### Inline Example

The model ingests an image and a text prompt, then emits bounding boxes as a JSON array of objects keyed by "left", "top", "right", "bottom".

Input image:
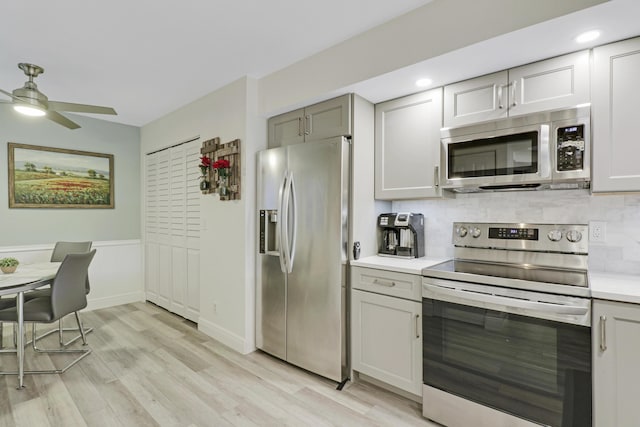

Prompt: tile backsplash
[{"left": 392, "top": 190, "right": 640, "bottom": 275}]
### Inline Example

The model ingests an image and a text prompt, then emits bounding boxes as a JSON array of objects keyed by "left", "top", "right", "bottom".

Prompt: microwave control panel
[{"left": 556, "top": 124, "right": 585, "bottom": 171}]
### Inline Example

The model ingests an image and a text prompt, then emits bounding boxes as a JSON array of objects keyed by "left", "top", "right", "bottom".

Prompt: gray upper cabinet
[
  {"left": 443, "top": 71, "right": 508, "bottom": 128},
  {"left": 592, "top": 37, "right": 640, "bottom": 192},
  {"left": 268, "top": 94, "right": 352, "bottom": 147},
  {"left": 268, "top": 109, "right": 305, "bottom": 147},
  {"left": 444, "top": 50, "right": 590, "bottom": 128},
  {"left": 375, "top": 88, "right": 443, "bottom": 200}
]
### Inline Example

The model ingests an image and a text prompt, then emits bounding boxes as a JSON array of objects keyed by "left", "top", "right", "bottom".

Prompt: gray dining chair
[
  {"left": 0, "top": 250, "right": 96, "bottom": 375},
  {"left": 26, "top": 241, "right": 93, "bottom": 346}
]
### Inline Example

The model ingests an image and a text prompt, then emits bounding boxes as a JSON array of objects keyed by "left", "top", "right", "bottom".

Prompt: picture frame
[{"left": 8, "top": 142, "right": 114, "bottom": 209}]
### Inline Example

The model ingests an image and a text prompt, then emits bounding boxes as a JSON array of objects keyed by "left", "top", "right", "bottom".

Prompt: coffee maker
[{"left": 377, "top": 213, "right": 425, "bottom": 258}]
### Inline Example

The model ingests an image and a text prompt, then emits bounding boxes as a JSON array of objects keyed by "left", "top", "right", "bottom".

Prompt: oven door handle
[{"left": 423, "top": 283, "right": 590, "bottom": 318}]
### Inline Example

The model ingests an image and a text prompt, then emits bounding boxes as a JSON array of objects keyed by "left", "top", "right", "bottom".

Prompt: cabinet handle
[
  {"left": 304, "top": 115, "right": 312, "bottom": 135},
  {"left": 497, "top": 84, "right": 504, "bottom": 109},
  {"left": 434, "top": 165, "right": 440, "bottom": 188},
  {"left": 511, "top": 80, "right": 518, "bottom": 107},
  {"left": 298, "top": 117, "right": 303, "bottom": 136},
  {"left": 415, "top": 314, "right": 420, "bottom": 339},
  {"left": 373, "top": 278, "right": 396, "bottom": 287},
  {"left": 600, "top": 315, "right": 607, "bottom": 351}
]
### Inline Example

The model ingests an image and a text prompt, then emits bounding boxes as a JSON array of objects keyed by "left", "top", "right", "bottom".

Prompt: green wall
[{"left": 0, "top": 105, "right": 140, "bottom": 246}]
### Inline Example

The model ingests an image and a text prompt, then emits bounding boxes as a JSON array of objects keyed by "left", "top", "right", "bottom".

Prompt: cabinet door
[
  {"left": 305, "top": 94, "right": 352, "bottom": 142},
  {"left": 508, "top": 50, "right": 590, "bottom": 117},
  {"left": 268, "top": 109, "right": 304, "bottom": 147},
  {"left": 375, "top": 88, "right": 443, "bottom": 199},
  {"left": 443, "top": 71, "right": 507, "bottom": 128},
  {"left": 593, "top": 299, "right": 640, "bottom": 427},
  {"left": 592, "top": 37, "right": 640, "bottom": 192},
  {"left": 351, "top": 289, "right": 422, "bottom": 395}
]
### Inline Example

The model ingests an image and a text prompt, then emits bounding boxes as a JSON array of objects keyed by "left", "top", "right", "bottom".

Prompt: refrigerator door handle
[
  {"left": 287, "top": 171, "right": 297, "bottom": 273},
  {"left": 277, "top": 171, "right": 289, "bottom": 273}
]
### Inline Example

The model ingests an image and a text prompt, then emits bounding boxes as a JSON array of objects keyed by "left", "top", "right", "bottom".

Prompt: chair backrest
[
  {"left": 51, "top": 241, "right": 93, "bottom": 262},
  {"left": 51, "top": 241, "right": 92, "bottom": 293},
  {"left": 51, "top": 250, "right": 96, "bottom": 320}
]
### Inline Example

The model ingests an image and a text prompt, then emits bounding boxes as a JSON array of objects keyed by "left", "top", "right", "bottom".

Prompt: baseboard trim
[
  {"left": 87, "top": 291, "right": 145, "bottom": 311},
  {"left": 198, "top": 318, "right": 251, "bottom": 355}
]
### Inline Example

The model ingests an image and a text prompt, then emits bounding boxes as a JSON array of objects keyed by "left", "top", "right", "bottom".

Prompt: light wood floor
[{"left": 0, "top": 302, "right": 439, "bottom": 426}]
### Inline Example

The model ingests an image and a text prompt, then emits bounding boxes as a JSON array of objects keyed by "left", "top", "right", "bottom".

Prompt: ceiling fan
[{"left": 0, "top": 63, "right": 117, "bottom": 129}]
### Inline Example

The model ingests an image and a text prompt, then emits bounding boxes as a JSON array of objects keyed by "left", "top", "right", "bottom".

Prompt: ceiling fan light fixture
[{"left": 14, "top": 104, "right": 46, "bottom": 117}]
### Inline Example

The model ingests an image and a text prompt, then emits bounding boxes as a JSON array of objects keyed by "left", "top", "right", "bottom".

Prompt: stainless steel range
[{"left": 421, "top": 222, "right": 591, "bottom": 427}]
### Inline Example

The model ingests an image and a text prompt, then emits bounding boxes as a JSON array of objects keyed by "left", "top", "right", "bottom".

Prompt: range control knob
[
  {"left": 470, "top": 227, "right": 481, "bottom": 238},
  {"left": 456, "top": 226, "right": 468, "bottom": 238},
  {"left": 547, "top": 230, "right": 563, "bottom": 242},
  {"left": 566, "top": 229, "right": 583, "bottom": 243}
]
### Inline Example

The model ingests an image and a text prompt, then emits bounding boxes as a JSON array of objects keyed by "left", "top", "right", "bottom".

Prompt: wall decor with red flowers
[{"left": 200, "top": 137, "right": 241, "bottom": 200}]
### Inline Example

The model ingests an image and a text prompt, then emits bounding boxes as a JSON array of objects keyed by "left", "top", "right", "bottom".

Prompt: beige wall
[
  {"left": 259, "top": 0, "right": 605, "bottom": 115},
  {"left": 141, "top": 77, "right": 266, "bottom": 353}
]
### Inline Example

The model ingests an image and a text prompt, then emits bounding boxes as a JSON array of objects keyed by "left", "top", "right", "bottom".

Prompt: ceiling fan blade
[
  {"left": 46, "top": 111, "right": 81, "bottom": 129},
  {"left": 48, "top": 100, "right": 117, "bottom": 115},
  {"left": 0, "top": 88, "right": 21, "bottom": 102}
]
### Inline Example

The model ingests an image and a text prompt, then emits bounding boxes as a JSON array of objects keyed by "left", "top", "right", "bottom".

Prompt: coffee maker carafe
[{"left": 377, "top": 213, "right": 425, "bottom": 258}]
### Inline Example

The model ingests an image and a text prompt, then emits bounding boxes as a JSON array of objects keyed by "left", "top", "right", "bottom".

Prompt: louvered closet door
[
  {"left": 144, "top": 139, "right": 200, "bottom": 322},
  {"left": 145, "top": 153, "right": 160, "bottom": 304},
  {"left": 170, "top": 144, "right": 188, "bottom": 317},
  {"left": 184, "top": 140, "right": 201, "bottom": 321},
  {"left": 156, "top": 149, "right": 172, "bottom": 309}
]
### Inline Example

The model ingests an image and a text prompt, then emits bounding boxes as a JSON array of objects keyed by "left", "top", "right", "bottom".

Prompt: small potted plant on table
[{"left": 0, "top": 257, "right": 19, "bottom": 274}]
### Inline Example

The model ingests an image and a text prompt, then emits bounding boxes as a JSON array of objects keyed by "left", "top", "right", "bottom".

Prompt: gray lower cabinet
[
  {"left": 267, "top": 94, "right": 352, "bottom": 147},
  {"left": 351, "top": 266, "right": 422, "bottom": 396},
  {"left": 593, "top": 299, "right": 640, "bottom": 427},
  {"left": 374, "top": 88, "right": 443, "bottom": 200},
  {"left": 591, "top": 36, "right": 640, "bottom": 192}
]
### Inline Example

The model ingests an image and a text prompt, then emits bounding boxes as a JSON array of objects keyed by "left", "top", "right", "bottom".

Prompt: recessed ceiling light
[
  {"left": 14, "top": 105, "right": 46, "bottom": 117},
  {"left": 416, "top": 78, "right": 432, "bottom": 87},
  {"left": 575, "top": 30, "right": 600, "bottom": 44}
]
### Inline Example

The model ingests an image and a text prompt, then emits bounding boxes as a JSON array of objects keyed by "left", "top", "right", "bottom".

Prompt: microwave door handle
[{"left": 423, "top": 284, "right": 589, "bottom": 317}]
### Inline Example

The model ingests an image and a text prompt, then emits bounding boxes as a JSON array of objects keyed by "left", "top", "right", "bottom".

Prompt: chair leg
[
  {"left": 32, "top": 313, "right": 93, "bottom": 347},
  {"left": 0, "top": 322, "right": 91, "bottom": 376},
  {"left": 59, "top": 319, "right": 64, "bottom": 346}
]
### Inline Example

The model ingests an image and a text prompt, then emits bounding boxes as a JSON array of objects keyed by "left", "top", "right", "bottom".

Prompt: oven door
[
  {"left": 442, "top": 123, "right": 551, "bottom": 191},
  {"left": 422, "top": 280, "right": 591, "bottom": 427}
]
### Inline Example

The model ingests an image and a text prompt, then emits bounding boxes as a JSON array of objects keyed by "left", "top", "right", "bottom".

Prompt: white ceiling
[
  {"left": 1, "top": 0, "right": 639, "bottom": 128},
  {"left": 0, "top": 0, "right": 430, "bottom": 127}
]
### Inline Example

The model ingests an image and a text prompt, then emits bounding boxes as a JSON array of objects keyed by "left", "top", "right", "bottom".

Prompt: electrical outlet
[{"left": 590, "top": 221, "right": 607, "bottom": 243}]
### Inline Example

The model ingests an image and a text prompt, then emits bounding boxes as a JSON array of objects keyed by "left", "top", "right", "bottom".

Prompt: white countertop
[
  {"left": 350, "top": 255, "right": 448, "bottom": 275},
  {"left": 590, "top": 272, "right": 640, "bottom": 304},
  {"left": 352, "top": 257, "right": 640, "bottom": 305}
]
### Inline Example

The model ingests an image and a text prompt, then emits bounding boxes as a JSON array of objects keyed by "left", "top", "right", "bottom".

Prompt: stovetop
[{"left": 422, "top": 222, "right": 591, "bottom": 297}]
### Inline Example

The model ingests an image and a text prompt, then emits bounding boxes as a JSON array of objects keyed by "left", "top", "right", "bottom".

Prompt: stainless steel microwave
[{"left": 440, "top": 107, "right": 590, "bottom": 192}]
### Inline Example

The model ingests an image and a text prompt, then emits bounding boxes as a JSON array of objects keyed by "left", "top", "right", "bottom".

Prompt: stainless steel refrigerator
[{"left": 256, "top": 136, "right": 349, "bottom": 383}]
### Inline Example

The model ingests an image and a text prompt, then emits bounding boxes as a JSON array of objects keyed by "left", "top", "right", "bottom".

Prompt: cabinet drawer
[{"left": 351, "top": 266, "right": 422, "bottom": 301}]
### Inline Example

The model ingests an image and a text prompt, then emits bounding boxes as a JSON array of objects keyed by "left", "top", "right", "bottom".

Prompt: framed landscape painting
[{"left": 8, "top": 143, "right": 114, "bottom": 208}]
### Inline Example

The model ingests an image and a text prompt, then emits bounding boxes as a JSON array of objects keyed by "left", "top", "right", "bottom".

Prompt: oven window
[
  {"left": 448, "top": 131, "right": 538, "bottom": 178},
  {"left": 423, "top": 298, "right": 591, "bottom": 427}
]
